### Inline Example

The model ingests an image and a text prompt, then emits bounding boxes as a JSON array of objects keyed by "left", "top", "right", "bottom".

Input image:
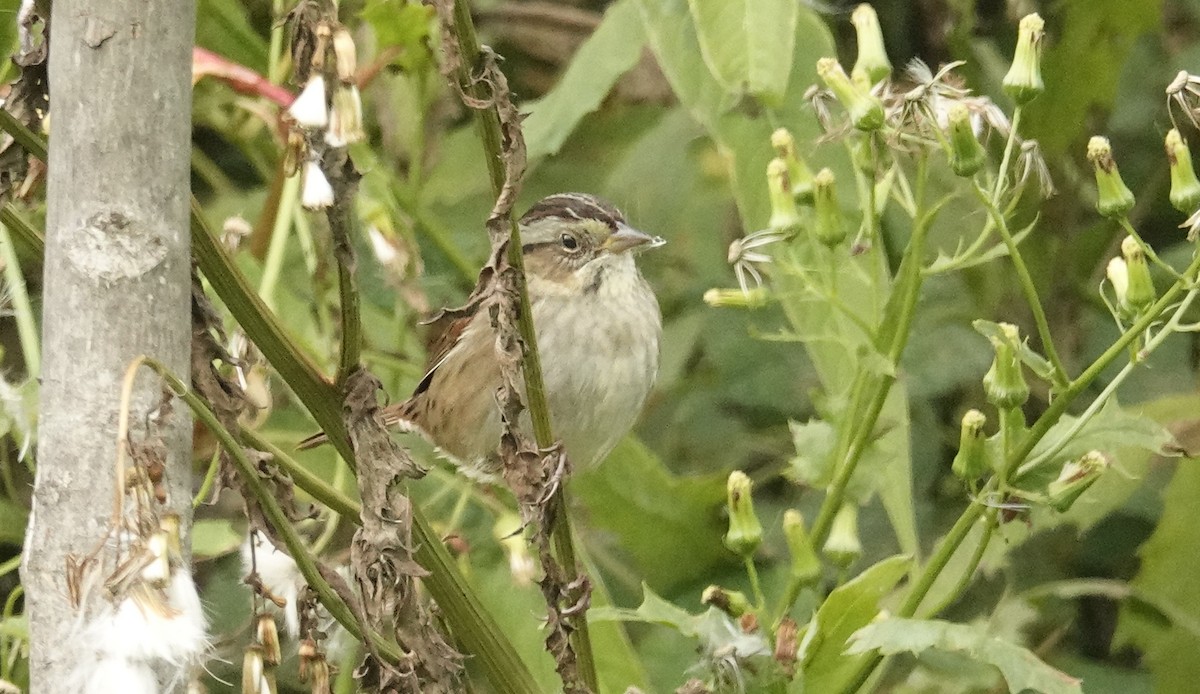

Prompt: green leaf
[
  {"left": 522, "top": 0, "right": 647, "bottom": 161},
  {"left": 359, "top": 0, "right": 436, "bottom": 73},
  {"left": 848, "top": 617, "right": 1082, "bottom": 694},
  {"left": 1116, "top": 452, "right": 1200, "bottom": 692},
  {"left": 972, "top": 319, "right": 1055, "bottom": 383},
  {"left": 1020, "top": 398, "right": 1173, "bottom": 490},
  {"left": 192, "top": 518, "right": 244, "bottom": 560},
  {"left": 802, "top": 554, "right": 910, "bottom": 692},
  {"left": 1025, "top": 0, "right": 1161, "bottom": 155},
  {"left": 685, "top": 0, "right": 798, "bottom": 102},
  {"left": 196, "top": 0, "right": 269, "bottom": 73},
  {"left": 576, "top": 436, "right": 727, "bottom": 592}
]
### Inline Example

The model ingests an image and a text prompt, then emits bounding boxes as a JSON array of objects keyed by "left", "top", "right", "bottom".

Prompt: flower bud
[
  {"left": 822, "top": 503, "right": 861, "bottom": 569},
  {"left": 947, "top": 103, "right": 987, "bottom": 177},
  {"left": 724, "top": 471, "right": 763, "bottom": 558},
  {"left": 1120, "top": 236, "right": 1155, "bottom": 311},
  {"left": 242, "top": 645, "right": 275, "bottom": 694},
  {"left": 771, "top": 128, "right": 815, "bottom": 203},
  {"left": 817, "top": 57, "right": 885, "bottom": 131},
  {"left": 1166, "top": 129, "right": 1200, "bottom": 213},
  {"left": 1002, "top": 13, "right": 1045, "bottom": 105},
  {"left": 289, "top": 75, "right": 328, "bottom": 129},
  {"left": 301, "top": 160, "right": 334, "bottom": 210},
  {"left": 307, "top": 654, "right": 330, "bottom": 694},
  {"left": 1087, "top": 136, "right": 1135, "bottom": 219},
  {"left": 850, "top": 4, "right": 892, "bottom": 85},
  {"left": 1047, "top": 450, "right": 1107, "bottom": 512},
  {"left": 983, "top": 323, "right": 1029, "bottom": 409},
  {"left": 332, "top": 26, "right": 357, "bottom": 83},
  {"left": 813, "top": 168, "right": 846, "bottom": 248},
  {"left": 703, "top": 287, "right": 769, "bottom": 309},
  {"left": 767, "top": 158, "right": 802, "bottom": 234},
  {"left": 782, "top": 510, "right": 821, "bottom": 586},
  {"left": 325, "top": 84, "right": 364, "bottom": 148},
  {"left": 951, "top": 409, "right": 989, "bottom": 481},
  {"left": 701, "top": 585, "right": 753, "bottom": 617}
]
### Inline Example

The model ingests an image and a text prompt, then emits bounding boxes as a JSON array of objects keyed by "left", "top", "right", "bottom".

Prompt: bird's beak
[{"left": 605, "top": 224, "right": 666, "bottom": 254}]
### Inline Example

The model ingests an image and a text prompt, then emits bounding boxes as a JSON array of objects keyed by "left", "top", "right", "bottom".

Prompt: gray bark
[{"left": 21, "top": 1, "right": 196, "bottom": 691}]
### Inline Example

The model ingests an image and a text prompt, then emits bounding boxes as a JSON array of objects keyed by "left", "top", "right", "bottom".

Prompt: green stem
[
  {"left": 972, "top": 182, "right": 1069, "bottom": 386},
  {"left": 192, "top": 449, "right": 221, "bottom": 509},
  {"left": 0, "top": 204, "right": 44, "bottom": 256},
  {"left": 259, "top": 173, "right": 301, "bottom": 311},
  {"left": 918, "top": 512, "right": 996, "bottom": 618},
  {"left": 445, "top": 0, "right": 597, "bottom": 688},
  {"left": 847, "top": 251, "right": 1200, "bottom": 693},
  {"left": 810, "top": 196, "right": 935, "bottom": 548},
  {"left": 744, "top": 557, "right": 766, "bottom": 612},
  {"left": 991, "top": 107, "right": 1022, "bottom": 202},
  {"left": 135, "top": 357, "right": 405, "bottom": 663},
  {"left": 242, "top": 428, "right": 361, "bottom": 520},
  {"left": 0, "top": 221, "right": 40, "bottom": 377},
  {"left": 0, "top": 109, "right": 47, "bottom": 161},
  {"left": 0, "top": 106, "right": 539, "bottom": 693},
  {"left": 0, "top": 554, "right": 18, "bottom": 580}
]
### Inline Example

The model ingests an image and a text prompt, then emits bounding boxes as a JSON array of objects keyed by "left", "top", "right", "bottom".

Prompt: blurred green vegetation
[{"left": 2, "top": 0, "right": 1200, "bottom": 692}]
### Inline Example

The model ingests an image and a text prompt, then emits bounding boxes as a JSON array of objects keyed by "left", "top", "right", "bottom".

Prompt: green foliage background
[{"left": 2, "top": 0, "right": 1200, "bottom": 692}]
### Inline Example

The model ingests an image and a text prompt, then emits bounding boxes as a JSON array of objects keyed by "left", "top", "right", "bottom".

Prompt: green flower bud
[
  {"left": 813, "top": 168, "right": 846, "bottom": 248},
  {"left": 850, "top": 4, "right": 892, "bottom": 86},
  {"left": 701, "top": 585, "right": 753, "bottom": 618},
  {"left": 771, "top": 128, "right": 815, "bottom": 203},
  {"left": 782, "top": 510, "right": 821, "bottom": 587},
  {"left": 951, "top": 409, "right": 989, "bottom": 481},
  {"left": 946, "top": 103, "right": 987, "bottom": 177},
  {"left": 724, "top": 471, "right": 763, "bottom": 558},
  {"left": 983, "top": 323, "right": 1029, "bottom": 409},
  {"left": 1120, "top": 236, "right": 1156, "bottom": 311},
  {"left": 704, "top": 287, "right": 769, "bottom": 309},
  {"left": 822, "top": 503, "right": 861, "bottom": 569},
  {"left": 767, "top": 158, "right": 803, "bottom": 234},
  {"left": 817, "top": 57, "right": 885, "bottom": 131},
  {"left": 1087, "top": 136, "right": 1136, "bottom": 219},
  {"left": 1166, "top": 129, "right": 1200, "bottom": 213},
  {"left": 1002, "top": 13, "right": 1045, "bottom": 105},
  {"left": 1047, "top": 450, "right": 1107, "bottom": 512}
]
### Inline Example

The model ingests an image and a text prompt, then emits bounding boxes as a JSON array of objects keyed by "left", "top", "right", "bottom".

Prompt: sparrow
[{"left": 301, "top": 193, "right": 663, "bottom": 480}]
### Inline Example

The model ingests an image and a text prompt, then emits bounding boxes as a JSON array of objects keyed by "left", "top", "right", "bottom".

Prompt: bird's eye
[{"left": 560, "top": 234, "right": 579, "bottom": 251}]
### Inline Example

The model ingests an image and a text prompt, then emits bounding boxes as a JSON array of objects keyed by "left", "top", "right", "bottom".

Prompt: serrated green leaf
[
  {"left": 576, "top": 436, "right": 727, "bottom": 592},
  {"left": 523, "top": 0, "right": 646, "bottom": 161},
  {"left": 848, "top": 617, "right": 1082, "bottom": 694},
  {"left": 1020, "top": 398, "right": 1173, "bottom": 490},
  {"left": 802, "top": 554, "right": 910, "bottom": 692},
  {"left": 686, "top": 0, "right": 797, "bottom": 102}
]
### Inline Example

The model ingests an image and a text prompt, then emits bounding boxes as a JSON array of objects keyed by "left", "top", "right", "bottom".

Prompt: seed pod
[
  {"left": 1120, "top": 236, "right": 1156, "bottom": 311},
  {"left": 767, "top": 158, "right": 802, "bottom": 234},
  {"left": 771, "top": 128, "right": 815, "bottom": 203},
  {"left": 813, "top": 168, "right": 846, "bottom": 248},
  {"left": 947, "top": 103, "right": 986, "bottom": 177},
  {"left": 782, "top": 510, "right": 821, "bottom": 586},
  {"left": 701, "top": 585, "right": 753, "bottom": 618}
]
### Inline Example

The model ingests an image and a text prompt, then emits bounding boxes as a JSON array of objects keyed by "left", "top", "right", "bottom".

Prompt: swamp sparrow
[{"left": 302, "top": 193, "right": 663, "bottom": 479}]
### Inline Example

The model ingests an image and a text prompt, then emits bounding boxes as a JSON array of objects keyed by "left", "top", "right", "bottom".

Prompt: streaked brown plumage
[{"left": 301, "top": 193, "right": 663, "bottom": 480}]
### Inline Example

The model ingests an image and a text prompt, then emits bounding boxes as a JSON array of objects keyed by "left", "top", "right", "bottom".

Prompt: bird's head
[{"left": 518, "top": 193, "right": 663, "bottom": 294}]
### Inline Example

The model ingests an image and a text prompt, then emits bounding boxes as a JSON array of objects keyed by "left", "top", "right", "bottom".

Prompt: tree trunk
[{"left": 21, "top": 0, "right": 195, "bottom": 690}]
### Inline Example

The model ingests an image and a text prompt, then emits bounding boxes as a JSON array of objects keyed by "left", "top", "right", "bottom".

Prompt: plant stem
[
  {"left": 0, "top": 204, "right": 44, "bottom": 256},
  {"left": 0, "top": 221, "right": 40, "bottom": 378},
  {"left": 192, "top": 449, "right": 221, "bottom": 509},
  {"left": 134, "top": 357, "right": 405, "bottom": 663},
  {"left": 259, "top": 172, "right": 300, "bottom": 311},
  {"left": 972, "top": 182, "right": 1068, "bottom": 386},
  {"left": 991, "top": 107, "right": 1022, "bottom": 202},
  {"left": 847, "top": 250, "right": 1200, "bottom": 693},
  {"left": 242, "top": 428, "right": 362, "bottom": 520},
  {"left": 918, "top": 511, "right": 996, "bottom": 619},
  {"left": 810, "top": 196, "right": 936, "bottom": 548},
  {"left": 0, "top": 109, "right": 46, "bottom": 161},
  {"left": 445, "top": 0, "right": 597, "bottom": 687}
]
